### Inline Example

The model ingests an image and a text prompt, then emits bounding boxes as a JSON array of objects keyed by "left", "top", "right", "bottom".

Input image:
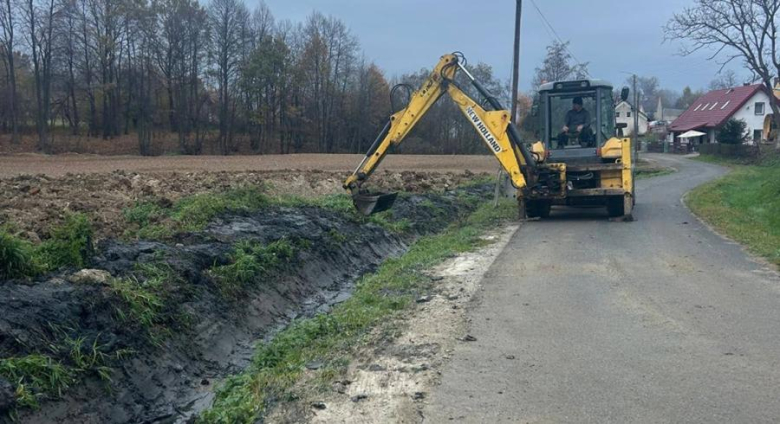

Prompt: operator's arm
[
  {"left": 344, "top": 54, "right": 458, "bottom": 194},
  {"left": 563, "top": 110, "right": 572, "bottom": 132},
  {"left": 582, "top": 109, "right": 591, "bottom": 129}
]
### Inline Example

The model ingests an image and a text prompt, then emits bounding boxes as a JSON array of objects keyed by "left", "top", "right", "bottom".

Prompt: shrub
[{"left": 717, "top": 118, "right": 747, "bottom": 144}]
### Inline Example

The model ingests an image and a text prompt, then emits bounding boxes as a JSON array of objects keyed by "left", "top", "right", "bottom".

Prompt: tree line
[{"left": 0, "top": 0, "right": 508, "bottom": 155}]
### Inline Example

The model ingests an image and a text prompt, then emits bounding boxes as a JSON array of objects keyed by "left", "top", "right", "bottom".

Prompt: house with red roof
[{"left": 669, "top": 84, "right": 773, "bottom": 145}]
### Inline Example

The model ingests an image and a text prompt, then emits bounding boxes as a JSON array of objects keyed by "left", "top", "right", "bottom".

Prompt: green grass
[
  {"left": 0, "top": 232, "right": 39, "bottom": 279},
  {"left": 123, "top": 188, "right": 418, "bottom": 240},
  {"left": 209, "top": 239, "right": 297, "bottom": 297},
  {"left": 0, "top": 355, "right": 75, "bottom": 409},
  {"left": 687, "top": 163, "right": 780, "bottom": 265},
  {"left": 271, "top": 193, "right": 355, "bottom": 215},
  {"left": 198, "top": 199, "right": 517, "bottom": 423},
  {"left": 172, "top": 187, "right": 270, "bottom": 232},
  {"left": 691, "top": 154, "right": 756, "bottom": 166},
  {"left": 124, "top": 186, "right": 271, "bottom": 240},
  {"left": 0, "top": 213, "right": 94, "bottom": 279},
  {"left": 635, "top": 168, "right": 675, "bottom": 180},
  {"left": 109, "top": 277, "right": 165, "bottom": 330},
  {"left": 36, "top": 213, "right": 93, "bottom": 271},
  {"left": 0, "top": 340, "right": 134, "bottom": 413}
]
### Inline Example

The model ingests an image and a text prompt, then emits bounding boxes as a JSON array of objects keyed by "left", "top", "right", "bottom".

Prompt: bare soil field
[{"left": 0, "top": 154, "right": 499, "bottom": 178}]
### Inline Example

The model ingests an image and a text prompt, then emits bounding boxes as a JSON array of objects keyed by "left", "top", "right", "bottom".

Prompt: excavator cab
[
  {"left": 537, "top": 80, "right": 616, "bottom": 162},
  {"left": 528, "top": 79, "right": 635, "bottom": 218}
]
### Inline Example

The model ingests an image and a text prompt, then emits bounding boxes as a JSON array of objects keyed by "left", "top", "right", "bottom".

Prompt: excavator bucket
[{"left": 352, "top": 192, "right": 398, "bottom": 216}]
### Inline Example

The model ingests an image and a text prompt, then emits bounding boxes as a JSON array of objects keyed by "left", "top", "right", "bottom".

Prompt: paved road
[{"left": 425, "top": 154, "right": 780, "bottom": 423}]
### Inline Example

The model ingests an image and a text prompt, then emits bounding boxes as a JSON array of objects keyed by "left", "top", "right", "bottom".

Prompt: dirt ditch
[{"left": 0, "top": 180, "right": 492, "bottom": 423}]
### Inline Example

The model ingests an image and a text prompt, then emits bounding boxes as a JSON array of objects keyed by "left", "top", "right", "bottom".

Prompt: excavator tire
[
  {"left": 526, "top": 200, "right": 551, "bottom": 219},
  {"left": 606, "top": 196, "right": 625, "bottom": 218}
]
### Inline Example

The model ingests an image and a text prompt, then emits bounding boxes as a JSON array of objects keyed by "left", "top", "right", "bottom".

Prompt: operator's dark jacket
[{"left": 565, "top": 108, "right": 591, "bottom": 129}]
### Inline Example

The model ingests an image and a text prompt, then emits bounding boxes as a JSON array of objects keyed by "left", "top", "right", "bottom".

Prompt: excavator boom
[{"left": 344, "top": 53, "right": 535, "bottom": 215}]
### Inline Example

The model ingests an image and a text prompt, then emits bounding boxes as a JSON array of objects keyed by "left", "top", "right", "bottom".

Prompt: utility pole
[
  {"left": 510, "top": 0, "right": 523, "bottom": 121},
  {"left": 633, "top": 74, "right": 640, "bottom": 158},
  {"left": 498, "top": 0, "right": 523, "bottom": 207}
]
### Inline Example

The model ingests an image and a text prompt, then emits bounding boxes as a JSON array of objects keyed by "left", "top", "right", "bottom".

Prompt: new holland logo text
[{"left": 466, "top": 107, "right": 502, "bottom": 153}]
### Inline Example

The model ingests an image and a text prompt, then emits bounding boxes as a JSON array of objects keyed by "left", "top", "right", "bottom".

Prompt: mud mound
[{"left": 2, "top": 189, "right": 488, "bottom": 423}]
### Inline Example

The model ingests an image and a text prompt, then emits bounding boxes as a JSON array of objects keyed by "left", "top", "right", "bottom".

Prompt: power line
[{"left": 528, "top": 0, "right": 590, "bottom": 77}]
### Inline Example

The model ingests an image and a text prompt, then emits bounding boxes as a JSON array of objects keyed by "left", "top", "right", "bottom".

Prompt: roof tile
[{"left": 670, "top": 84, "right": 766, "bottom": 132}]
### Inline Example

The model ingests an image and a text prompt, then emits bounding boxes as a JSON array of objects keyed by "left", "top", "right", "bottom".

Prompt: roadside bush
[{"left": 717, "top": 118, "right": 747, "bottom": 144}]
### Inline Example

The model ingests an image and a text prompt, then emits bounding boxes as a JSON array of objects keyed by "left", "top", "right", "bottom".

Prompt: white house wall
[
  {"left": 615, "top": 102, "right": 648, "bottom": 135},
  {"left": 732, "top": 90, "right": 772, "bottom": 142}
]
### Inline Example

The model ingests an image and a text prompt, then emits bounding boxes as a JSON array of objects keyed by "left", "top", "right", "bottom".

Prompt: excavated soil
[
  {"left": 0, "top": 169, "right": 483, "bottom": 242},
  {"left": 0, "top": 176, "right": 492, "bottom": 423}
]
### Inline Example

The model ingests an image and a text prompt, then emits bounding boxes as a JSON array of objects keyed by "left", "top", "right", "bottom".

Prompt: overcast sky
[{"left": 260, "top": 0, "right": 747, "bottom": 93}]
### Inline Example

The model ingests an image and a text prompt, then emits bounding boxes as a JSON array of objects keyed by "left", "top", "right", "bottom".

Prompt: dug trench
[{"left": 0, "top": 182, "right": 494, "bottom": 423}]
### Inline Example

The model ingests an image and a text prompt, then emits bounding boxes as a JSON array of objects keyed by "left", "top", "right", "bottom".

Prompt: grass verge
[
  {"left": 198, "top": 199, "right": 517, "bottom": 423},
  {"left": 687, "top": 161, "right": 780, "bottom": 266}
]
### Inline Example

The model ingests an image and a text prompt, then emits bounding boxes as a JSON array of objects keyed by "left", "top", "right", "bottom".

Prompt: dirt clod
[
  {"left": 67, "top": 269, "right": 112, "bottom": 285},
  {"left": 351, "top": 394, "right": 368, "bottom": 402}
]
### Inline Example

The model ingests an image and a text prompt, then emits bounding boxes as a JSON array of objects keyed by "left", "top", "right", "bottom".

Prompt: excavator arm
[{"left": 344, "top": 53, "right": 537, "bottom": 215}]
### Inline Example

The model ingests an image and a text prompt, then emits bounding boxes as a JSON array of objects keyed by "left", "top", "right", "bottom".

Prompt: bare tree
[
  {"left": 0, "top": 0, "right": 18, "bottom": 143},
  {"left": 709, "top": 70, "right": 741, "bottom": 90},
  {"left": 532, "top": 41, "right": 589, "bottom": 90},
  {"left": 208, "top": 0, "right": 248, "bottom": 155},
  {"left": 24, "top": 0, "right": 60, "bottom": 151},
  {"left": 666, "top": 0, "right": 780, "bottom": 147}
]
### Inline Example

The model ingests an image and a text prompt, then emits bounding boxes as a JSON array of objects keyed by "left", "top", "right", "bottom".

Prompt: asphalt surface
[{"left": 425, "top": 154, "right": 780, "bottom": 423}]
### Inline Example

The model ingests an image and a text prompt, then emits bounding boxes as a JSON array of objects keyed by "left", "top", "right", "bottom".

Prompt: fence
[{"left": 697, "top": 143, "right": 760, "bottom": 158}]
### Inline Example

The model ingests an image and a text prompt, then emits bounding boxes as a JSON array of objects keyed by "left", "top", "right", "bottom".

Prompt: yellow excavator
[{"left": 344, "top": 52, "right": 635, "bottom": 220}]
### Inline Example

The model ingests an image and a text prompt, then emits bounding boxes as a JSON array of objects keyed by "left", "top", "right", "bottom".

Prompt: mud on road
[{"left": 0, "top": 166, "right": 496, "bottom": 423}]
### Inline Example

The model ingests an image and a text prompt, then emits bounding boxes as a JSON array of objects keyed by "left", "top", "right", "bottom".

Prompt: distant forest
[{"left": 0, "top": 0, "right": 509, "bottom": 155}]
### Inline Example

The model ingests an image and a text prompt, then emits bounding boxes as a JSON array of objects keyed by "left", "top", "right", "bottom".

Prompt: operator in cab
[{"left": 557, "top": 97, "right": 593, "bottom": 148}]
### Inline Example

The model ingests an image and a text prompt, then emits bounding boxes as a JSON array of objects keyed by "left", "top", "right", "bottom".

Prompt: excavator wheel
[
  {"left": 606, "top": 196, "right": 625, "bottom": 218},
  {"left": 526, "top": 200, "right": 551, "bottom": 219}
]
